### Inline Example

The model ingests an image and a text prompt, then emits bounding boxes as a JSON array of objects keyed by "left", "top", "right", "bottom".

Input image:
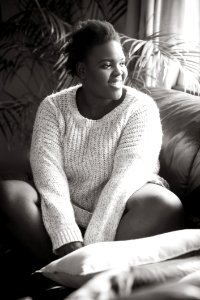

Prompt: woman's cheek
[{"left": 98, "top": 69, "right": 111, "bottom": 80}]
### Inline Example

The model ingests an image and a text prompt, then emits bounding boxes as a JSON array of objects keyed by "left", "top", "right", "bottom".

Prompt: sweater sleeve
[
  {"left": 30, "top": 97, "right": 83, "bottom": 253},
  {"left": 84, "top": 96, "right": 162, "bottom": 245}
]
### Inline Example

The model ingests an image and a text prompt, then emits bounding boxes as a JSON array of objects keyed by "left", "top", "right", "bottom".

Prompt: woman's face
[{"left": 80, "top": 40, "right": 128, "bottom": 101}]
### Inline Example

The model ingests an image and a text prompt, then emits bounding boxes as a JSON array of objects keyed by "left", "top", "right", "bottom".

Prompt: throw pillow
[
  {"left": 37, "top": 229, "right": 200, "bottom": 288},
  {"left": 65, "top": 255, "right": 200, "bottom": 300}
]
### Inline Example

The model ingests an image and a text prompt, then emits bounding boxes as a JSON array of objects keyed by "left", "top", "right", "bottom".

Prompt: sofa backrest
[{"left": 149, "top": 87, "right": 200, "bottom": 208}]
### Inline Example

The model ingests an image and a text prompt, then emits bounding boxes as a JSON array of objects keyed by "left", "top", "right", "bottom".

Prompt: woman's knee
[
  {"left": 0, "top": 180, "right": 39, "bottom": 214},
  {"left": 126, "top": 184, "right": 184, "bottom": 222},
  {"left": 153, "top": 191, "right": 184, "bottom": 224},
  {"left": 148, "top": 189, "right": 183, "bottom": 216},
  {"left": 116, "top": 184, "right": 184, "bottom": 240}
]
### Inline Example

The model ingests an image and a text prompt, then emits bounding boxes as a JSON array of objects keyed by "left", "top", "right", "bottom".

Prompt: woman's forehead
[{"left": 88, "top": 40, "right": 125, "bottom": 60}]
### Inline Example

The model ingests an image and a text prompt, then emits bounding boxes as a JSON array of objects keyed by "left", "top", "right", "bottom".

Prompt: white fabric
[{"left": 38, "top": 229, "right": 200, "bottom": 288}]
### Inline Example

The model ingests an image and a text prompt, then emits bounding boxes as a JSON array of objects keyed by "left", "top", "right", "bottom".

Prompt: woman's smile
[{"left": 108, "top": 79, "right": 123, "bottom": 89}]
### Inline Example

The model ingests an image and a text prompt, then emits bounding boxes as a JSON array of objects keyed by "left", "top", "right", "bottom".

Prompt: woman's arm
[
  {"left": 84, "top": 96, "right": 162, "bottom": 245},
  {"left": 30, "top": 96, "right": 83, "bottom": 254}
]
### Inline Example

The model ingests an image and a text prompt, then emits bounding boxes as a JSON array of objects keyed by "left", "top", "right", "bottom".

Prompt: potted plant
[{"left": 0, "top": 0, "right": 200, "bottom": 147}]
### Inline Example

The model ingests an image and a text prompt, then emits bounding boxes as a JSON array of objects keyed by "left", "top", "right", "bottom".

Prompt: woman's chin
[{"left": 109, "top": 88, "right": 123, "bottom": 100}]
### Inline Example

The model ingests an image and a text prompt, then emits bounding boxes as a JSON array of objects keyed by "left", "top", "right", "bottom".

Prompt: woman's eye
[
  {"left": 101, "top": 61, "right": 126, "bottom": 69},
  {"left": 101, "top": 64, "right": 111, "bottom": 69}
]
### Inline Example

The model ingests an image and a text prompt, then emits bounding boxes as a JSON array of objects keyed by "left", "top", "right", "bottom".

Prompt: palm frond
[
  {"left": 107, "top": 0, "right": 127, "bottom": 24},
  {"left": 120, "top": 32, "right": 200, "bottom": 93},
  {"left": 1, "top": 0, "right": 200, "bottom": 145},
  {"left": 18, "top": 0, "right": 35, "bottom": 11},
  {"left": 92, "top": 0, "right": 127, "bottom": 23},
  {"left": 0, "top": 101, "right": 23, "bottom": 141}
]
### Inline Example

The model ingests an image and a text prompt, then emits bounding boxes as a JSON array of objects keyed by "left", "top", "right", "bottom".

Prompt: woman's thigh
[
  {"left": 115, "top": 183, "right": 184, "bottom": 241},
  {"left": 0, "top": 179, "right": 43, "bottom": 224},
  {"left": 0, "top": 179, "right": 55, "bottom": 263}
]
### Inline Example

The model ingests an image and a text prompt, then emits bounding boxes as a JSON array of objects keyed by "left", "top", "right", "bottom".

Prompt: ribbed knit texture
[{"left": 30, "top": 85, "right": 164, "bottom": 252}]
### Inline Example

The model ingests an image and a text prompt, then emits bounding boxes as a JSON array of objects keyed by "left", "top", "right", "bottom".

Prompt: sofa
[
  {"left": 150, "top": 87, "right": 200, "bottom": 222},
  {"left": 0, "top": 86, "right": 200, "bottom": 299}
]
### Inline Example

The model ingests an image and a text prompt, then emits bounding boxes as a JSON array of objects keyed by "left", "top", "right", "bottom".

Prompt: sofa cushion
[{"left": 149, "top": 88, "right": 200, "bottom": 201}]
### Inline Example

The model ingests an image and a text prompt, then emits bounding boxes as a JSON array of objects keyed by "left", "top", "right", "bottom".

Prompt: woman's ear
[{"left": 76, "top": 62, "right": 86, "bottom": 80}]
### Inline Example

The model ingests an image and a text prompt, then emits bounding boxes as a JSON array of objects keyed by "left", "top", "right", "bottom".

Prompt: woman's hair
[{"left": 65, "top": 19, "right": 121, "bottom": 76}]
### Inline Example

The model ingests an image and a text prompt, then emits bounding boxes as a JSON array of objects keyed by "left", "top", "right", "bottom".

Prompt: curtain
[
  {"left": 122, "top": 0, "right": 200, "bottom": 89},
  {"left": 138, "top": 0, "right": 190, "bottom": 38},
  {"left": 176, "top": 0, "right": 200, "bottom": 90}
]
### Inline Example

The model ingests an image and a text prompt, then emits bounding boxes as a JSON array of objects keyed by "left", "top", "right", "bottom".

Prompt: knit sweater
[{"left": 30, "top": 85, "right": 163, "bottom": 252}]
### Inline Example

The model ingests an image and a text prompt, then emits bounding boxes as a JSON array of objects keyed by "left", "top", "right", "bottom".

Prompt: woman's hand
[{"left": 56, "top": 241, "right": 83, "bottom": 257}]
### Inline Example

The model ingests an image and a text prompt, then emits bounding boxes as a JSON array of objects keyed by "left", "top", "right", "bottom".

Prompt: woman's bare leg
[
  {"left": 115, "top": 183, "right": 184, "bottom": 241},
  {"left": 0, "top": 180, "right": 56, "bottom": 265}
]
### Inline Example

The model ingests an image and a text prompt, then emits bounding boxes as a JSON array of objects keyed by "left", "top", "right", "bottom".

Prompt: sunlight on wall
[
  {"left": 182, "top": 0, "right": 200, "bottom": 43},
  {"left": 176, "top": 0, "right": 200, "bottom": 92}
]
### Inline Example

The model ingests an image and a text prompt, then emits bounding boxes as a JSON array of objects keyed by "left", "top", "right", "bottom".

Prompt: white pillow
[
  {"left": 37, "top": 229, "right": 200, "bottom": 288},
  {"left": 65, "top": 256, "right": 200, "bottom": 300}
]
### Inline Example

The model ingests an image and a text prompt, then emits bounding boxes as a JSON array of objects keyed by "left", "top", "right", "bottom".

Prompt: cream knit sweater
[{"left": 30, "top": 85, "right": 163, "bottom": 252}]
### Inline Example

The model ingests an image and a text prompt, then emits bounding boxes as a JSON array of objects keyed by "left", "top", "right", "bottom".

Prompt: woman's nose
[{"left": 112, "top": 64, "right": 122, "bottom": 76}]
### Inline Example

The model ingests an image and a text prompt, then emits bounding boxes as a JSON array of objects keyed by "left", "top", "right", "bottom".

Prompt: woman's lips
[{"left": 108, "top": 81, "right": 123, "bottom": 88}]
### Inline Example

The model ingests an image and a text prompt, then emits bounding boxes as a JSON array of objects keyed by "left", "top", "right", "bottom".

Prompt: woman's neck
[{"left": 76, "top": 87, "right": 125, "bottom": 120}]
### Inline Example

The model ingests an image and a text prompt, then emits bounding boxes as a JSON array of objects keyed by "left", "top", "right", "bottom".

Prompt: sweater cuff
[{"left": 51, "top": 226, "right": 83, "bottom": 253}]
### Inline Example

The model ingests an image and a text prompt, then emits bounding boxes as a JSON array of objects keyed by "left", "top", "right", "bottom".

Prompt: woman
[{"left": 0, "top": 20, "right": 184, "bottom": 264}]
